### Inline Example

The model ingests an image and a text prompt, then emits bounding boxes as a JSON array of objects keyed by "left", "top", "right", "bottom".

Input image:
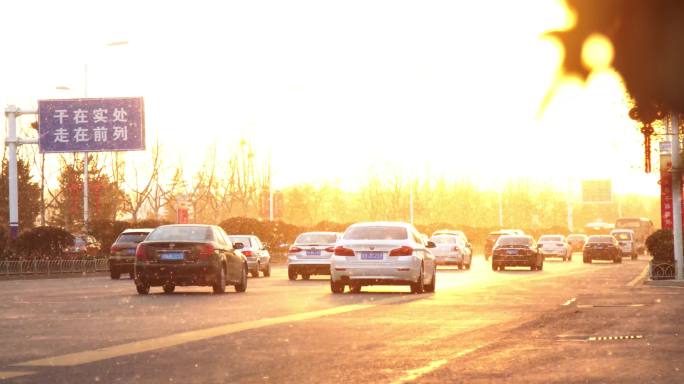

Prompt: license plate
[
  {"left": 507, "top": 249, "right": 518, "bottom": 255},
  {"left": 306, "top": 249, "right": 321, "bottom": 256},
  {"left": 126, "top": 248, "right": 136, "bottom": 255},
  {"left": 160, "top": 252, "right": 184, "bottom": 261},
  {"left": 360, "top": 251, "right": 384, "bottom": 260}
]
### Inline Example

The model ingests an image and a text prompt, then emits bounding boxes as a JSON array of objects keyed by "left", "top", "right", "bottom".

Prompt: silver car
[
  {"left": 330, "top": 222, "right": 437, "bottom": 294},
  {"left": 287, "top": 232, "right": 340, "bottom": 280},
  {"left": 430, "top": 234, "right": 472, "bottom": 269},
  {"left": 228, "top": 235, "right": 271, "bottom": 278}
]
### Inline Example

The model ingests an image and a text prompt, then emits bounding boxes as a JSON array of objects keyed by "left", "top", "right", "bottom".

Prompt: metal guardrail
[
  {"left": 650, "top": 261, "right": 677, "bottom": 280},
  {"left": 0, "top": 258, "right": 109, "bottom": 276}
]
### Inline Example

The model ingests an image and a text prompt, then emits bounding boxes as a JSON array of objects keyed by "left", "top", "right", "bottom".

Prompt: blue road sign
[{"left": 38, "top": 97, "right": 145, "bottom": 153}]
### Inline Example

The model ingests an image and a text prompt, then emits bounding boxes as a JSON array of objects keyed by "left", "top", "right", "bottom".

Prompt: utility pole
[{"left": 671, "top": 113, "right": 683, "bottom": 281}]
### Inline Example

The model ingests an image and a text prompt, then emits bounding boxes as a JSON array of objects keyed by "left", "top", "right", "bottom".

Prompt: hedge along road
[{"left": 0, "top": 255, "right": 647, "bottom": 383}]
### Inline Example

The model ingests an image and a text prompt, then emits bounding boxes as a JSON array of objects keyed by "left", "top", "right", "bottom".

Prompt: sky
[{"left": 0, "top": 0, "right": 661, "bottom": 196}]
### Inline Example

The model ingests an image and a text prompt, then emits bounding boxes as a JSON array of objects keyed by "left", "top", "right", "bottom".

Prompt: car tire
[
  {"left": 424, "top": 269, "right": 436, "bottom": 293},
  {"left": 614, "top": 257, "right": 622, "bottom": 264},
  {"left": 568, "top": 254, "right": 572, "bottom": 262},
  {"left": 135, "top": 281, "right": 150, "bottom": 295},
  {"left": 458, "top": 263, "right": 463, "bottom": 270},
  {"left": 499, "top": 265, "right": 505, "bottom": 271},
  {"left": 251, "top": 266, "right": 259, "bottom": 278},
  {"left": 288, "top": 267, "right": 297, "bottom": 281},
  {"left": 530, "top": 265, "right": 536, "bottom": 271},
  {"left": 583, "top": 256, "right": 590, "bottom": 263},
  {"left": 350, "top": 283, "right": 362, "bottom": 294},
  {"left": 538, "top": 260, "right": 544, "bottom": 271},
  {"left": 631, "top": 254, "right": 637, "bottom": 261},
  {"left": 110, "top": 270, "right": 120, "bottom": 280},
  {"left": 492, "top": 263, "right": 498, "bottom": 271},
  {"left": 330, "top": 279, "right": 345, "bottom": 294},
  {"left": 410, "top": 267, "right": 425, "bottom": 294},
  {"left": 302, "top": 273, "right": 311, "bottom": 280},
  {"left": 213, "top": 264, "right": 227, "bottom": 294},
  {"left": 129, "top": 272, "right": 134, "bottom": 279},
  {"left": 234, "top": 264, "right": 248, "bottom": 293},
  {"left": 163, "top": 283, "right": 175, "bottom": 294},
  {"left": 263, "top": 262, "right": 271, "bottom": 277},
  {"left": 465, "top": 263, "right": 471, "bottom": 270}
]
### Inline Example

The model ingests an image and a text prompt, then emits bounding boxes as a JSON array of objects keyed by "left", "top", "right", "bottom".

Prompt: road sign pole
[
  {"left": 83, "top": 154, "right": 89, "bottom": 231},
  {"left": 6, "top": 106, "right": 19, "bottom": 239},
  {"left": 671, "top": 113, "right": 683, "bottom": 281}
]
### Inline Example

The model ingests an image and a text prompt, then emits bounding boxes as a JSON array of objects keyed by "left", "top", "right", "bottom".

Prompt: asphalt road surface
[{"left": 1, "top": 254, "right": 682, "bottom": 383}]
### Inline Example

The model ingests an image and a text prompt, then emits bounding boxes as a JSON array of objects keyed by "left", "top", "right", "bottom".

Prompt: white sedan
[
  {"left": 430, "top": 235, "right": 472, "bottom": 269},
  {"left": 537, "top": 235, "right": 572, "bottom": 261},
  {"left": 330, "top": 222, "right": 437, "bottom": 294}
]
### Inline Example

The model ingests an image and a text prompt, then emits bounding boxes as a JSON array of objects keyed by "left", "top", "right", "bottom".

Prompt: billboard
[
  {"left": 581, "top": 179, "right": 612, "bottom": 203},
  {"left": 37, "top": 97, "right": 145, "bottom": 153}
]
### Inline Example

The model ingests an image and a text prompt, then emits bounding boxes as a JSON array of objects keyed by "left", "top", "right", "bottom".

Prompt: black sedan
[
  {"left": 491, "top": 235, "right": 544, "bottom": 271},
  {"left": 133, "top": 225, "right": 248, "bottom": 294},
  {"left": 583, "top": 235, "right": 622, "bottom": 264}
]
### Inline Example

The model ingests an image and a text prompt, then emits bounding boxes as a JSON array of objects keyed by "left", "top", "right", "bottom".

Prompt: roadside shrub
[
  {"left": 646, "top": 229, "right": 674, "bottom": 263},
  {"left": 15, "top": 226, "right": 73, "bottom": 259}
]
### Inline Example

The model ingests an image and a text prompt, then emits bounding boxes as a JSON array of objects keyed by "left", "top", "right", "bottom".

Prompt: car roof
[
  {"left": 122, "top": 228, "right": 154, "bottom": 233},
  {"left": 347, "top": 221, "right": 413, "bottom": 229},
  {"left": 497, "top": 235, "right": 533, "bottom": 240},
  {"left": 299, "top": 231, "right": 339, "bottom": 235},
  {"left": 539, "top": 234, "right": 564, "bottom": 238},
  {"left": 610, "top": 229, "right": 635, "bottom": 233}
]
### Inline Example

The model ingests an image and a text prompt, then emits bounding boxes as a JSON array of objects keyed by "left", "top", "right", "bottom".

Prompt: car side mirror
[
  {"left": 426, "top": 241, "right": 436, "bottom": 249},
  {"left": 233, "top": 242, "right": 244, "bottom": 250}
]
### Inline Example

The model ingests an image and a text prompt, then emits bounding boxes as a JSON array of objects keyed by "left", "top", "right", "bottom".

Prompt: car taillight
[
  {"left": 199, "top": 244, "right": 215, "bottom": 259},
  {"left": 110, "top": 245, "right": 122, "bottom": 254},
  {"left": 389, "top": 246, "right": 413, "bottom": 256},
  {"left": 325, "top": 246, "right": 335, "bottom": 253},
  {"left": 135, "top": 244, "right": 147, "bottom": 260},
  {"left": 289, "top": 246, "right": 302, "bottom": 253},
  {"left": 334, "top": 246, "right": 355, "bottom": 256},
  {"left": 242, "top": 250, "right": 253, "bottom": 257}
]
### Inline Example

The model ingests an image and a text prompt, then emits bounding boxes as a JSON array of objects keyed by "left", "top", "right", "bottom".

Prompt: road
[{"left": 1, "top": 254, "right": 682, "bottom": 383}]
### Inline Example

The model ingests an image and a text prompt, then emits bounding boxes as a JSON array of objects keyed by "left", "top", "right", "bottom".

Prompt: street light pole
[
  {"left": 83, "top": 63, "right": 89, "bottom": 232},
  {"left": 671, "top": 112, "right": 683, "bottom": 281}
]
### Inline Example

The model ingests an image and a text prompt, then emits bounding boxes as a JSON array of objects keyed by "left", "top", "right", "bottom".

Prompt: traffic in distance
[{"left": 114, "top": 216, "right": 654, "bottom": 295}]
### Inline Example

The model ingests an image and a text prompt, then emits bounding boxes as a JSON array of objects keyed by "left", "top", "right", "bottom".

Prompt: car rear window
[
  {"left": 343, "top": 226, "right": 408, "bottom": 241},
  {"left": 587, "top": 236, "right": 613, "bottom": 244},
  {"left": 613, "top": 233, "right": 632, "bottom": 241},
  {"left": 229, "top": 237, "right": 252, "bottom": 247},
  {"left": 539, "top": 236, "right": 562, "bottom": 242},
  {"left": 496, "top": 236, "right": 532, "bottom": 246},
  {"left": 295, "top": 233, "right": 337, "bottom": 245},
  {"left": 147, "top": 226, "right": 213, "bottom": 242},
  {"left": 116, "top": 233, "right": 149, "bottom": 244},
  {"left": 431, "top": 236, "right": 458, "bottom": 244}
]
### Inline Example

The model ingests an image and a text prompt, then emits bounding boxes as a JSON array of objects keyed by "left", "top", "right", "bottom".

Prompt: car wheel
[
  {"left": 163, "top": 283, "right": 175, "bottom": 294},
  {"left": 615, "top": 257, "right": 622, "bottom": 264},
  {"left": 530, "top": 265, "right": 536, "bottom": 271},
  {"left": 234, "top": 264, "right": 248, "bottom": 293},
  {"left": 458, "top": 263, "right": 463, "bottom": 270},
  {"left": 492, "top": 263, "right": 498, "bottom": 271},
  {"left": 129, "top": 272, "right": 134, "bottom": 279},
  {"left": 424, "top": 268, "right": 436, "bottom": 293},
  {"left": 499, "top": 265, "right": 505, "bottom": 271},
  {"left": 288, "top": 267, "right": 297, "bottom": 281},
  {"left": 568, "top": 254, "right": 572, "bottom": 262},
  {"left": 350, "top": 283, "right": 362, "bottom": 294},
  {"left": 302, "top": 273, "right": 311, "bottom": 280},
  {"left": 135, "top": 280, "right": 150, "bottom": 295},
  {"left": 212, "top": 264, "right": 227, "bottom": 294},
  {"left": 110, "top": 270, "right": 120, "bottom": 280},
  {"left": 631, "top": 254, "right": 637, "bottom": 261},
  {"left": 538, "top": 260, "right": 544, "bottom": 271},
  {"left": 330, "top": 279, "right": 345, "bottom": 294},
  {"left": 263, "top": 262, "right": 271, "bottom": 277},
  {"left": 251, "top": 265, "right": 259, "bottom": 278},
  {"left": 410, "top": 266, "right": 425, "bottom": 294},
  {"left": 465, "top": 263, "right": 471, "bottom": 270}
]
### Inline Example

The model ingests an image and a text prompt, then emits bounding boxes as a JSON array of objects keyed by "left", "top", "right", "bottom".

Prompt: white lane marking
[
  {"left": 562, "top": 297, "right": 576, "bottom": 306},
  {"left": 390, "top": 345, "right": 486, "bottom": 384},
  {"left": 13, "top": 294, "right": 421, "bottom": 368},
  {"left": 0, "top": 371, "right": 35, "bottom": 380},
  {"left": 627, "top": 265, "right": 649, "bottom": 287}
]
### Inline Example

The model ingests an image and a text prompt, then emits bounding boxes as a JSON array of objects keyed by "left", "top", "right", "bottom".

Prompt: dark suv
[
  {"left": 109, "top": 228, "right": 153, "bottom": 279},
  {"left": 134, "top": 225, "right": 248, "bottom": 294}
]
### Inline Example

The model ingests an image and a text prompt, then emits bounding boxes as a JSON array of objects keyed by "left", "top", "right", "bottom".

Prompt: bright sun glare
[{"left": 0, "top": 0, "right": 658, "bottom": 196}]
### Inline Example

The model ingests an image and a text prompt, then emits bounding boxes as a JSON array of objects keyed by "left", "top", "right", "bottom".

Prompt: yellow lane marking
[
  {"left": 627, "top": 265, "right": 649, "bottom": 287},
  {"left": 390, "top": 345, "right": 486, "bottom": 384},
  {"left": 0, "top": 371, "right": 35, "bottom": 380}
]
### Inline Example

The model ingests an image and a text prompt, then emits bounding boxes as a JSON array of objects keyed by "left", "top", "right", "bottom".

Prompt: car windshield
[
  {"left": 295, "top": 233, "right": 337, "bottom": 245},
  {"left": 116, "top": 233, "right": 149, "bottom": 244},
  {"left": 229, "top": 236, "right": 252, "bottom": 247},
  {"left": 539, "top": 236, "right": 562, "bottom": 242},
  {"left": 587, "top": 236, "right": 614, "bottom": 244},
  {"left": 613, "top": 233, "right": 632, "bottom": 241},
  {"left": 146, "top": 226, "right": 213, "bottom": 242},
  {"left": 431, "top": 236, "right": 459, "bottom": 244},
  {"left": 496, "top": 236, "right": 532, "bottom": 246},
  {"left": 344, "top": 226, "right": 408, "bottom": 240}
]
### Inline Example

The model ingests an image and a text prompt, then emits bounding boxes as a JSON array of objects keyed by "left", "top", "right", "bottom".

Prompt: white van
[{"left": 610, "top": 229, "right": 637, "bottom": 260}]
